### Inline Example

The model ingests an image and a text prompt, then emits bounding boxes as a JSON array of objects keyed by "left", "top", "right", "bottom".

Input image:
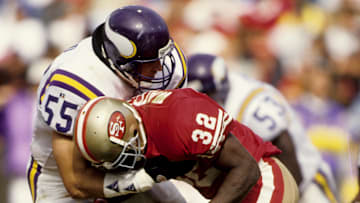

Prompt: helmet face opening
[
  {"left": 118, "top": 42, "right": 176, "bottom": 91},
  {"left": 107, "top": 132, "right": 145, "bottom": 170}
]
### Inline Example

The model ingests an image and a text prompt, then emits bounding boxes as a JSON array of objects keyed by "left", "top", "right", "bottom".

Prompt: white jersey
[
  {"left": 27, "top": 37, "right": 187, "bottom": 202},
  {"left": 224, "top": 72, "right": 331, "bottom": 193}
]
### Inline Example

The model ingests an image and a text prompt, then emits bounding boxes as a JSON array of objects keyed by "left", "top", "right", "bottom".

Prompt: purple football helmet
[
  {"left": 187, "top": 54, "right": 230, "bottom": 105},
  {"left": 101, "top": 5, "right": 176, "bottom": 91}
]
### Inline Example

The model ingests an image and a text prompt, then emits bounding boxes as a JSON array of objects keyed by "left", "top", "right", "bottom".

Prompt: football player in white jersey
[
  {"left": 187, "top": 53, "right": 338, "bottom": 203},
  {"left": 27, "top": 5, "right": 188, "bottom": 203}
]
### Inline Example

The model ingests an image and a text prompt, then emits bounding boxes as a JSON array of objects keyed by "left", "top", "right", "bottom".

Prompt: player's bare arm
[
  {"left": 272, "top": 130, "right": 303, "bottom": 186},
  {"left": 52, "top": 131, "right": 105, "bottom": 199},
  {"left": 211, "top": 133, "right": 260, "bottom": 203},
  {"left": 53, "top": 131, "right": 154, "bottom": 199}
]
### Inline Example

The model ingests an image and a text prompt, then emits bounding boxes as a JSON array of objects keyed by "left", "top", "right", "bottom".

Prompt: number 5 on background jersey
[{"left": 243, "top": 92, "right": 289, "bottom": 141}]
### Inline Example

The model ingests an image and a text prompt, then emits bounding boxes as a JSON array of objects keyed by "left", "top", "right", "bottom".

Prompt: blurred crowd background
[{"left": 0, "top": 0, "right": 360, "bottom": 202}]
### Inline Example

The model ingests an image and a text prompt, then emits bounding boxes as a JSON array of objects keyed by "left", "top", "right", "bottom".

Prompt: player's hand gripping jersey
[{"left": 128, "top": 88, "right": 281, "bottom": 199}]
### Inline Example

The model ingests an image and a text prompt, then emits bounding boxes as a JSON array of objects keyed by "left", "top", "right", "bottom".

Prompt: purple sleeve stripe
[
  {"left": 49, "top": 80, "right": 91, "bottom": 101},
  {"left": 39, "top": 71, "right": 57, "bottom": 104},
  {"left": 39, "top": 69, "right": 104, "bottom": 104},
  {"left": 55, "top": 69, "right": 104, "bottom": 96}
]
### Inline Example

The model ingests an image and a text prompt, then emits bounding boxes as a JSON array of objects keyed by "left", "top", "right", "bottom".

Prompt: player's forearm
[
  {"left": 210, "top": 133, "right": 261, "bottom": 203},
  {"left": 211, "top": 163, "right": 260, "bottom": 203},
  {"left": 273, "top": 131, "right": 303, "bottom": 186},
  {"left": 68, "top": 168, "right": 155, "bottom": 200},
  {"left": 71, "top": 140, "right": 154, "bottom": 199},
  {"left": 70, "top": 164, "right": 105, "bottom": 198},
  {"left": 52, "top": 131, "right": 104, "bottom": 199},
  {"left": 65, "top": 142, "right": 105, "bottom": 198},
  {"left": 275, "top": 152, "right": 302, "bottom": 186}
]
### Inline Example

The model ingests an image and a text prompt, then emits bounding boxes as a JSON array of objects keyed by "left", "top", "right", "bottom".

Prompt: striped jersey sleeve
[{"left": 37, "top": 69, "right": 104, "bottom": 136}]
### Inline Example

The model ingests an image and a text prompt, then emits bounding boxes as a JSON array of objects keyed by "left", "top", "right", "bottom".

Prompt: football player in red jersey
[{"left": 75, "top": 88, "right": 299, "bottom": 203}]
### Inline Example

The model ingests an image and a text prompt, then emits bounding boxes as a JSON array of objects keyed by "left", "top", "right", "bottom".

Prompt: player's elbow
[
  {"left": 68, "top": 188, "right": 88, "bottom": 199},
  {"left": 246, "top": 159, "right": 261, "bottom": 187},
  {"left": 230, "top": 158, "right": 260, "bottom": 200},
  {"left": 64, "top": 178, "right": 90, "bottom": 199},
  {"left": 233, "top": 157, "right": 260, "bottom": 191}
]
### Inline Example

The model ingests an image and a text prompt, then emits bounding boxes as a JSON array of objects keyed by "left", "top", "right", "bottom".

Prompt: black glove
[{"left": 144, "top": 156, "right": 196, "bottom": 182}]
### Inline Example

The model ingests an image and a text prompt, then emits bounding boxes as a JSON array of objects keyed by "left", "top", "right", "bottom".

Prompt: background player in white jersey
[
  {"left": 27, "top": 5, "right": 188, "bottom": 203},
  {"left": 187, "top": 53, "right": 338, "bottom": 203}
]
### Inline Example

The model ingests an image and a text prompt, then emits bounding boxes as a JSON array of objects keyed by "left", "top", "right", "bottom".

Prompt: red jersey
[{"left": 128, "top": 88, "right": 280, "bottom": 198}]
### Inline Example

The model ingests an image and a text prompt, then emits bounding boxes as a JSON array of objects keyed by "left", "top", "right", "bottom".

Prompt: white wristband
[{"left": 103, "top": 168, "right": 155, "bottom": 198}]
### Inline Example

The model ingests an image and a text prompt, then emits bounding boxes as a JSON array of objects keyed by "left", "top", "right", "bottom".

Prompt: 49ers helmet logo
[{"left": 108, "top": 111, "right": 126, "bottom": 141}]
